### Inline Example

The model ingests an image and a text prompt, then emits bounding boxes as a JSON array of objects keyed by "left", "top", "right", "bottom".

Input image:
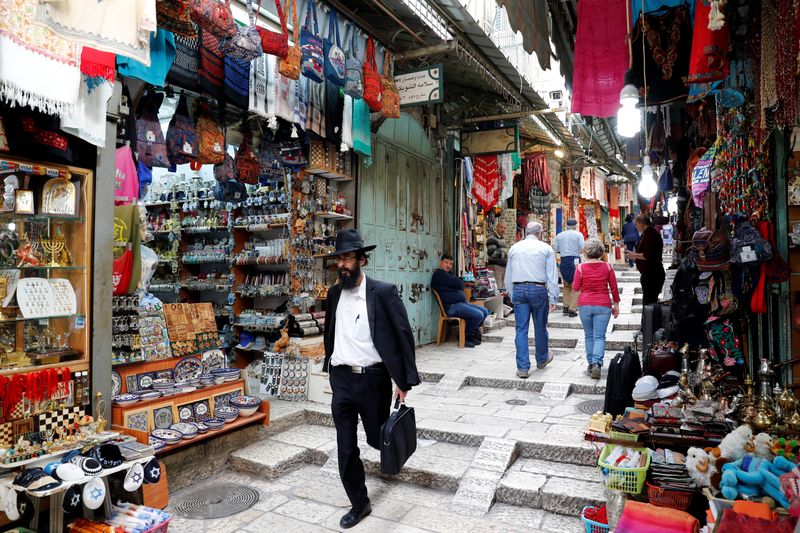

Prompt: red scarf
[
  {"left": 80, "top": 48, "right": 116, "bottom": 82},
  {"left": 471, "top": 155, "right": 500, "bottom": 212}
]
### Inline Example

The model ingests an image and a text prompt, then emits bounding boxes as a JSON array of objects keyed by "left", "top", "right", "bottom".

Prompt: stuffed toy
[
  {"left": 708, "top": 425, "right": 754, "bottom": 468},
  {"left": 754, "top": 433, "right": 774, "bottom": 459},
  {"left": 686, "top": 447, "right": 717, "bottom": 491},
  {"left": 720, "top": 455, "right": 792, "bottom": 509},
  {"left": 772, "top": 437, "right": 800, "bottom": 461}
]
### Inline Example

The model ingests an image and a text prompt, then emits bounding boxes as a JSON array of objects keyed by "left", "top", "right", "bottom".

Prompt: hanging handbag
[
  {"left": 235, "top": 130, "right": 260, "bottom": 185},
  {"left": 344, "top": 24, "right": 363, "bottom": 99},
  {"left": 220, "top": 0, "right": 263, "bottom": 62},
  {"left": 167, "top": 23, "right": 200, "bottom": 90},
  {"left": 214, "top": 179, "right": 248, "bottom": 203},
  {"left": 257, "top": 0, "right": 289, "bottom": 58},
  {"left": 730, "top": 220, "right": 772, "bottom": 266},
  {"left": 135, "top": 88, "right": 169, "bottom": 168},
  {"left": 257, "top": 135, "right": 283, "bottom": 183},
  {"left": 199, "top": 26, "right": 225, "bottom": 99},
  {"left": 299, "top": 0, "right": 324, "bottom": 83},
  {"left": 195, "top": 101, "right": 225, "bottom": 164},
  {"left": 157, "top": 0, "right": 197, "bottom": 37},
  {"left": 190, "top": 0, "right": 237, "bottom": 38},
  {"left": 690, "top": 227, "right": 730, "bottom": 271},
  {"left": 323, "top": 8, "right": 345, "bottom": 86},
  {"left": 165, "top": 93, "right": 198, "bottom": 166},
  {"left": 363, "top": 37, "right": 382, "bottom": 112},
  {"left": 381, "top": 50, "right": 400, "bottom": 119},
  {"left": 278, "top": 0, "right": 300, "bottom": 79},
  {"left": 214, "top": 152, "right": 236, "bottom": 182}
]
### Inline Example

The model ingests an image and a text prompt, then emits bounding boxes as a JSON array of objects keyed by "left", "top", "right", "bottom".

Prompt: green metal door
[{"left": 359, "top": 114, "right": 443, "bottom": 346}]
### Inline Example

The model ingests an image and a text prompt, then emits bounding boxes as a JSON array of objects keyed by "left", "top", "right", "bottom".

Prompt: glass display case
[{"left": 0, "top": 157, "right": 92, "bottom": 374}]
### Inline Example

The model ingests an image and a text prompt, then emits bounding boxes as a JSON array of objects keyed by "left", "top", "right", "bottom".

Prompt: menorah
[{"left": 41, "top": 234, "right": 72, "bottom": 267}]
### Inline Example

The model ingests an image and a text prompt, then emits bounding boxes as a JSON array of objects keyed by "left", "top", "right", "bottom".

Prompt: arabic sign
[{"left": 395, "top": 64, "right": 443, "bottom": 107}]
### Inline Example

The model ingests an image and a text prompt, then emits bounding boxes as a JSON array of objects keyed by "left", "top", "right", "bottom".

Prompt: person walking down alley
[
  {"left": 553, "top": 218, "right": 585, "bottom": 317},
  {"left": 622, "top": 214, "right": 639, "bottom": 268},
  {"left": 487, "top": 221, "right": 509, "bottom": 289},
  {"left": 573, "top": 238, "right": 620, "bottom": 380},
  {"left": 625, "top": 214, "right": 665, "bottom": 306},
  {"left": 431, "top": 254, "right": 489, "bottom": 348},
  {"left": 322, "top": 229, "right": 420, "bottom": 529},
  {"left": 504, "top": 221, "right": 559, "bottom": 378}
]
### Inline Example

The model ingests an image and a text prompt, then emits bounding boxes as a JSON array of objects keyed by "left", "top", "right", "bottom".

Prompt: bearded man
[{"left": 322, "top": 229, "right": 420, "bottom": 529}]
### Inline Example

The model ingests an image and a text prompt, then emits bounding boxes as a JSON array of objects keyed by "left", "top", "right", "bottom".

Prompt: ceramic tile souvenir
[
  {"left": 212, "top": 390, "right": 241, "bottom": 409},
  {"left": 202, "top": 349, "right": 226, "bottom": 373},
  {"left": 152, "top": 406, "right": 174, "bottom": 430},
  {"left": 126, "top": 375, "right": 138, "bottom": 393},
  {"left": 111, "top": 371, "right": 122, "bottom": 397},
  {"left": 124, "top": 410, "right": 150, "bottom": 433},
  {"left": 136, "top": 372, "right": 155, "bottom": 390},
  {"left": 155, "top": 369, "right": 175, "bottom": 381},
  {"left": 193, "top": 399, "right": 210, "bottom": 421},
  {"left": 176, "top": 403, "right": 194, "bottom": 423}
]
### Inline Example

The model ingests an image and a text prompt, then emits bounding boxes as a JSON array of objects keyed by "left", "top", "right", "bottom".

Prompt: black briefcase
[{"left": 380, "top": 399, "right": 417, "bottom": 475}]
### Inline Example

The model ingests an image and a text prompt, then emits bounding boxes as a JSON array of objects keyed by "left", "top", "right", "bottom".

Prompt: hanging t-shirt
[
  {"left": 115, "top": 145, "right": 139, "bottom": 205},
  {"left": 117, "top": 29, "right": 176, "bottom": 87},
  {"left": 325, "top": 82, "right": 344, "bottom": 145}
]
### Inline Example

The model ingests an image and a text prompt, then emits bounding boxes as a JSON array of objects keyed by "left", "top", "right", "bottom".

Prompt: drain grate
[
  {"left": 173, "top": 483, "right": 259, "bottom": 519},
  {"left": 575, "top": 399, "right": 605, "bottom": 415},
  {"left": 506, "top": 399, "right": 528, "bottom": 406}
]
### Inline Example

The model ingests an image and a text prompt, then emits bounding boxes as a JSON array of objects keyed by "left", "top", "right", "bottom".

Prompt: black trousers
[
  {"left": 625, "top": 241, "right": 637, "bottom": 267},
  {"left": 640, "top": 270, "right": 666, "bottom": 306},
  {"left": 329, "top": 364, "right": 392, "bottom": 511}
]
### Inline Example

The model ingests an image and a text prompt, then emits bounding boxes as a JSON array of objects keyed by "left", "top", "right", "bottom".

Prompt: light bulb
[
  {"left": 638, "top": 156, "right": 657, "bottom": 199},
  {"left": 617, "top": 84, "right": 641, "bottom": 138},
  {"left": 554, "top": 149, "right": 564, "bottom": 159}
]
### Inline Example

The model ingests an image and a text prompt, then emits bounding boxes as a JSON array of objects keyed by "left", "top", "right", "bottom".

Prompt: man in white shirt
[
  {"left": 322, "top": 229, "right": 420, "bottom": 529},
  {"left": 553, "top": 218, "right": 585, "bottom": 317},
  {"left": 504, "top": 221, "right": 559, "bottom": 378}
]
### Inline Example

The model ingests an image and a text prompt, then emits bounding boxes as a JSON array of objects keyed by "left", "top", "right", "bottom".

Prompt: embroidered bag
[
  {"left": 690, "top": 227, "right": 730, "bottom": 271},
  {"left": 135, "top": 89, "right": 169, "bottom": 168},
  {"left": 235, "top": 130, "right": 260, "bottom": 185},
  {"left": 214, "top": 179, "right": 248, "bottom": 203},
  {"left": 363, "top": 37, "right": 382, "bottom": 112},
  {"left": 195, "top": 101, "right": 225, "bottom": 164},
  {"left": 166, "top": 93, "right": 198, "bottom": 166},
  {"left": 257, "top": 0, "right": 289, "bottom": 58},
  {"left": 199, "top": 27, "right": 225, "bottom": 99},
  {"left": 323, "top": 8, "right": 345, "bottom": 86},
  {"left": 214, "top": 153, "right": 236, "bottom": 182},
  {"left": 344, "top": 24, "right": 363, "bottom": 99},
  {"left": 257, "top": 136, "right": 283, "bottom": 183},
  {"left": 190, "top": 0, "right": 237, "bottom": 38},
  {"left": 167, "top": 23, "right": 200, "bottom": 90},
  {"left": 705, "top": 317, "right": 744, "bottom": 367},
  {"left": 730, "top": 221, "right": 772, "bottom": 266},
  {"left": 220, "top": 0, "right": 263, "bottom": 62},
  {"left": 224, "top": 55, "right": 251, "bottom": 109},
  {"left": 278, "top": 0, "right": 300, "bottom": 79},
  {"left": 157, "top": 0, "right": 197, "bottom": 37},
  {"left": 381, "top": 50, "right": 400, "bottom": 118},
  {"left": 300, "top": 0, "right": 324, "bottom": 83},
  {"left": 709, "top": 270, "right": 738, "bottom": 316}
]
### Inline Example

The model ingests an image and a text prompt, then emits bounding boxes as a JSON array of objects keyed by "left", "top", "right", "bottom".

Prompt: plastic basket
[
  {"left": 142, "top": 518, "right": 170, "bottom": 533},
  {"left": 581, "top": 506, "right": 610, "bottom": 533},
  {"left": 609, "top": 430, "right": 639, "bottom": 442},
  {"left": 597, "top": 444, "right": 651, "bottom": 494},
  {"left": 646, "top": 482, "right": 693, "bottom": 510}
]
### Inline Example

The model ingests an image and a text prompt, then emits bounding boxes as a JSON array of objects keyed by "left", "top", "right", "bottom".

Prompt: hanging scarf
[
  {"left": 471, "top": 155, "right": 500, "bottom": 212},
  {"left": 498, "top": 153, "right": 514, "bottom": 203},
  {"left": 0, "top": 0, "right": 81, "bottom": 117},
  {"left": 265, "top": 54, "right": 278, "bottom": 130},
  {"left": 341, "top": 94, "right": 353, "bottom": 151},
  {"left": 293, "top": 75, "right": 307, "bottom": 133},
  {"left": 62, "top": 47, "right": 116, "bottom": 147},
  {"left": 352, "top": 98, "right": 371, "bottom": 163},
  {"left": 249, "top": 54, "right": 269, "bottom": 118},
  {"left": 523, "top": 153, "right": 551, "bottom": 194}
]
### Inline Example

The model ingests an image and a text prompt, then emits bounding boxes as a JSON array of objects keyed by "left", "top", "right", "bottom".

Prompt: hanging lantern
[
  {"left": 617, "top": 84, "right": 641, "bottom": 138},
  {"left": 638, "top": 156, "right": 657, "bottom": 198}
]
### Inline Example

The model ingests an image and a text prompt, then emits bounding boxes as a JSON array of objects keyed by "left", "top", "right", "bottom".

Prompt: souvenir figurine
[{"left": 0, "top": 175, "right": 18, "bottom": 212}]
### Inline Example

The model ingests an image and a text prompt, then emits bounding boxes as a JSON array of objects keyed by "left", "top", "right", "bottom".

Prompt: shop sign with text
[{"left": 395, "top": 65, "right": 443, "bottom": 107}]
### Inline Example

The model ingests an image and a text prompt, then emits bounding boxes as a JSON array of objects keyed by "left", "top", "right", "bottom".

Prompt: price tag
[{"left": 75, "top": 316, "right": 85, "bottom": 329}]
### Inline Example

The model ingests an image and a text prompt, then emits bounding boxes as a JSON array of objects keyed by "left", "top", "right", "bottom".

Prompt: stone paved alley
[{"left": 167, "top": 265, "right": 666, "bottom": 532}]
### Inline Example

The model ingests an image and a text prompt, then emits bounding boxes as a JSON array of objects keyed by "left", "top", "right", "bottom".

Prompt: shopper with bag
[
  {"left": 625, "top": 214, "right": 665, "bottom": 306},
  {"left": 322, "top": 229, "right": 420, "bottom": 529},
  {"left": 573, "top": 238, "right": 620, "bottom": 380}
]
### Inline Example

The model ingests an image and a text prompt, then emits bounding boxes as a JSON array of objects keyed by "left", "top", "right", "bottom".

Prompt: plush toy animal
[
  {"left": 754, "top": 433, "right": 774, "bottom": 459},
  {"left": 709, "top": 425, "right": 754, "bottom": 468},
  {"left": 686, "top": 447, "right": 717, "bottom": 491},
  {"left": 720, "top": 455, "right": 792, "bottom": 509}
]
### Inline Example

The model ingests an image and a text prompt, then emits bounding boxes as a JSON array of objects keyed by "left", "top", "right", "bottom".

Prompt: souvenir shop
[
  {"left": 0, "top": 0, "right": 408, "bottom": 529},
  {"left": 573, "top": 0, "right": 800, "bottom": 531}
]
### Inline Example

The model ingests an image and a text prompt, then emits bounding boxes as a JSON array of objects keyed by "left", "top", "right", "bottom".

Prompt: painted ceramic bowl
[
  {"left": 148, "top": 437, "right": 166, "bottom": 451},
  {"left": 113, "top": 394, "right": 139, "bottom": 407},
  {"left": 193, "top": 422, "right": 209, "bottom": 434},
  {"left": 151, "top": 429, "right": 181, "bottom": 444},
  {"left": 170, "top": 423, "right": 198, "bottom": 437},
  {"left": 214, "top": 406, "right": 239, "bottom": 422},
  {"left": 204, "top": 417, "right": 225, "bottom": 429},
  {"left": 229, "top": 396, "right": 261, "bottom": 417}
]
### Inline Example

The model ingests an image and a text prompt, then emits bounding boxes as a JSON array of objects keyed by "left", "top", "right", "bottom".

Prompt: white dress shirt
[
  {"left": 330, "top": 276, "right": 383, "bottom": 368},
  {"left": 504, "top": 235, "right": 559, "bottom": 305}
]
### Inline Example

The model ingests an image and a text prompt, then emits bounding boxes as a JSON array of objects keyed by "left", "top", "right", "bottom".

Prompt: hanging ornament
[{"left": 708, "top": 0, "right": 726, "bottom": 31}]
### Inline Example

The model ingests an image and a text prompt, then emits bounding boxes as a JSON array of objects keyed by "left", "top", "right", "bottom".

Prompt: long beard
[{"left": 338, "top": 264, "right": 362, "bottom": 290}]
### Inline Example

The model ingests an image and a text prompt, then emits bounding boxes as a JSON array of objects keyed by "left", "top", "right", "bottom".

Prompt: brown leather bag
[
  {"left": 644, "top": 343, "right": 680, "bottom": 378},
  {"left": 690, "top": 227, "right": 730, "bottom": 271}
]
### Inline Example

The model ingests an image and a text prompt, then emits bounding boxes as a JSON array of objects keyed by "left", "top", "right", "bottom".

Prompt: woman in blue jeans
[{"left": 571, "top": 239, "right": 620, "bottom": 379}]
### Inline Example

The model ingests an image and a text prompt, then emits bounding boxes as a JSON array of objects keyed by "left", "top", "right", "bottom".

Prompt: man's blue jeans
[
  {"left": 447, "top": 302, "right": 489, "bottom": 336},
  {"left": 512, "top": 284, "right": 550, "bottom": 370},
  {"left": 578, "top": 305, "right": 613, "bottom": 366}
]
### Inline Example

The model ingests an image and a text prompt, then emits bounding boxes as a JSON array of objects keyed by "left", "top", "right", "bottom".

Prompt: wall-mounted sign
[
  {"left": 460, "top": 125, "right": 519, "bottom": 155},
  {"left": 395, "top": 64, "right": 443, "bottom": 107}
]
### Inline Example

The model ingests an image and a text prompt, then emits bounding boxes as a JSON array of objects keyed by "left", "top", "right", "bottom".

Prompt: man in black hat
[{"left": 322, "top": 229, "right": 420, "bottom": 529}]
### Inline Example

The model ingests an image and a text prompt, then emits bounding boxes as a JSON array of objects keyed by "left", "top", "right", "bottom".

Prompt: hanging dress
[{"left": 686, "top": 0, "right": 730, "bottom": 85}]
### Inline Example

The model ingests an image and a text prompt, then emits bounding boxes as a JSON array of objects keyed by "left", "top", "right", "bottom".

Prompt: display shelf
[
  {"left": 232, "top": 322, "right": 282, "bottom": 332},
  {"left": 233, "top": 223, "right": 289, "bottom": 231},
  {"left": 0, "top": 359, "right": 88, "bottom": 377},
  {"left": 156, "top": 411, "right": 269, "bottom": 455},
  {"left": 304, "top": 167, "right": 354, "bottom": 182},
  {"left": 115, "top": 379, "right": 244, "bottom": 410},
  {"left": 181, "top": 259, "right": 230, "bottom": 265},
  {"left": 0, "top": 213, "right": 83, "bottom": 223},
  {"left": 314, "top": 211, "right": 353, "bottom": 221},
  {"left": 182, "top": 227, "right": 229, "bottom": 235},
  {"left": 0, "top": 313, "right": 85, "bottom": 323},
  {"left": 7, "top": 265, "right": 86, "bottom": 271}
]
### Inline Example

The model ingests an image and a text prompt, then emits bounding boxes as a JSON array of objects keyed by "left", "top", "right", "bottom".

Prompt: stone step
[
  {"left": 612, "top": 323, "right": 640, "bottom": 332},
  {"left": 528, "top": 338, "right": 578, "bottom": 349},
  {"left": 496, "top": 462, "right": 604, "bottom": 516},
  {"left": 229, "top": 437, "right": 326, "bottom": 479},
  {"left": 461, "top": 374, "right": 604, "bottom": 397}
]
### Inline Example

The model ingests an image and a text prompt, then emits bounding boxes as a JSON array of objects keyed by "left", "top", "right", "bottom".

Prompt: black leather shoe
[
  {"left": 340, "top": 503, "right": 372, "bottom": 529},
  {"left": 464, "top": 341, "right": 476, "bottom": 348},
  {"left": 469, "top": 335, "right": 482, "bottom": 345}
]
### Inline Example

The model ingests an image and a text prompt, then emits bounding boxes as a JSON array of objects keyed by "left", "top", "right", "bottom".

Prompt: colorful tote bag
[
  {"left": 278, "top": 0, "right": 300, "bottom": 79},
  {"left": 300, "top": 0, "right": 324, "bottom": 82},
  {"left": 257, "top": 0, "right": 289, "bottom": 58},
  {"left": 220, "top": 0, "right": 263, "bottom": 62},
  {"left": 380, "top": 51, "right": 400, "bottom": 118},
  {"left": 190, "top": 0, "right": 237, "bottom": 38},
  {"left": 166, "top": 93, "right": 198, "bottom": 165},
  {"left": 344, "top": 24, "right": 363, "bottom": 99},
  {"left": 135, "top": 89, "right": 169, "bottom": 168},
  {"left": 363, "top": 37, "right": 382, "bottom": 111},
  {"left": 323, "top": 8, "right": 345, "bottom": 86}
]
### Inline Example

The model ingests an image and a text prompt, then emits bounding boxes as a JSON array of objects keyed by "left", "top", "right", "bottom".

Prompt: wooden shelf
[
  {"left": 314, "top": 211, "right": 353, "bottom": 221},
  {"left": 156, "top": 411, "right": 268, "bottom": 455},
  {"left": 304, "top": 167, "right": 354, "bottom": 182},
  {"left": 112, "top": 355, "right": 183, "bottom": 370},
  {"left": 0, "top": 359, "right": 88, "bottom": 377}
]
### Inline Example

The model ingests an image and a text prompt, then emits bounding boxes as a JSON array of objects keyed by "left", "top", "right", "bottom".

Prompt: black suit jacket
[{"left": 323, "top": 276, "right": 421, "bottom": 392}]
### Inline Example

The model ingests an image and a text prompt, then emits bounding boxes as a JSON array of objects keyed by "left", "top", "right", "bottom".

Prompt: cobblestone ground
[{"left": 166, "top": 264, "right": 670, "bottom": 532}]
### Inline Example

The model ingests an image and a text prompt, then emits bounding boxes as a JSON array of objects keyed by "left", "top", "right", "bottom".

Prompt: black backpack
[{"left": 603, "top": 346, "right": 642, "bottom": 418}]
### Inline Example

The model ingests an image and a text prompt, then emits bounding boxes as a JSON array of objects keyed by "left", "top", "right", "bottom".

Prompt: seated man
[{"left": 431, "top": 253, "right": 489, "bottom": 348}]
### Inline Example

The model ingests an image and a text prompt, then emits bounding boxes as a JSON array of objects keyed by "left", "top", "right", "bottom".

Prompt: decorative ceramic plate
[
  {"left": 153, "top": 407, "right": 174, "bottom": 429},
  {"left": 151, "top": 429, "right": 181, "bottom": 442},
  {"left": 149, "top": 436, "right": 166, "bottom": 450},
  {"left": 0, "top": 269, "right": 20, "bottom": 308},
  {"left": 230, "top": 395, "right": 261, "bottom": 408},
  {"left": 174, "top": 356, "right": 203, "bottom": 382},
  {"left": 111, "top": 371, "right": 122, "bottom": 397},
  {"left": 202, "top": 349, "right": 226, "bottom": 373},
  {"left": 170, "top": 422, "right": 198, "bottom": 436},
  {"left": 113, "top": 394, "right": 139, "bottom": 406}
]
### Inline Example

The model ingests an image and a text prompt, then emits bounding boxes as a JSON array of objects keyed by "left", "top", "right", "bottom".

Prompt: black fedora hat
[{"left": 326, "top": 229, "right": 376, "bottom": 257}]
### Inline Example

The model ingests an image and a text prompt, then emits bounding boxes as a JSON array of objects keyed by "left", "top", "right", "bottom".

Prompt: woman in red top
[{"left": 573, "top": 238, "right": 620, "bottom": 380}]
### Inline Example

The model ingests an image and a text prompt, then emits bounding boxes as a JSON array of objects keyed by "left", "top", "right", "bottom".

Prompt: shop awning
[{"left": 494, "top": 0, "right": 552, "bottom": 71}]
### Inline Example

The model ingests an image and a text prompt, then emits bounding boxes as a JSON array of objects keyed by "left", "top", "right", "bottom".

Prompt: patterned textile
[
  {"left": 0, "top": 0, "right": 81, "bottom": 116},
  {"left": 471, "top": 155, "right": 501, "bottom": 212},
  {"left": 35, "top": 0, "right": 156, "bottom": 66},
  {"left": 686, "top": 0, "right": 729, "bottom": 84},
  {"left": 199, "top": 28, "right": 224, "bottom": 99},
  {"left": 167, "top": 23, "right": 199, "bottom": 90},
  {"left": 580, "top": 168, "right": 594, "bottom": 199},
  {"left": 499, "top": 153, "right": 514, "bottom": 203},
  {"left": 352, "top": 98, "right": 371, "bottom": 160},
  {"left": 594, "top": 174, "right": 607, "bottom": 206},
  {"left": 294, "top": 75, "right": 307, "bottom": 129},
  {"left": 249, "top": 54, "right": 268, "bottom": 118},
  {"left": 305, "top": 79, "right": 325, "bottom": 137},
  {"left": 527, "top": 184, "right": 550, "bottom": 216},
  {"left": 571, "top": 0, "right": 628, "bottom": 118},
  {"left": 584, "top": 206, "right": 598, "bottom": 238},
  {"left": 705, "top": 316, "right": 744, "bottom": 366},
  {"left": 224, "top": 54, "right": 250, "bottom": 109},
  {"left": 275, "top": 70, "right": 296, "bottom": 124},
  {"left": 523, "top": 153, "right": 551, "bottom": 194}
]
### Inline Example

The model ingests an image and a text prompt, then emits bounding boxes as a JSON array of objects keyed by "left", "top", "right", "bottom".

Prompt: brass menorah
[{"left": 41, "top": 234, "right": 72, "bottom": 267}]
